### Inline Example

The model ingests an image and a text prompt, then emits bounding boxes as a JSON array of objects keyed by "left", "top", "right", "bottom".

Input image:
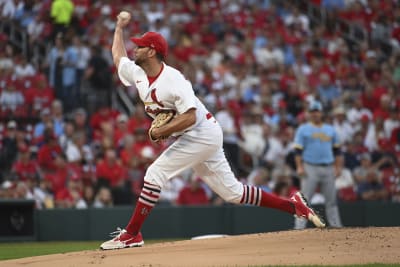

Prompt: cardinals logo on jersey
[
  {"left": 144, "top": 88, "right": 176, "bottom": 116},
  {"left": 150, "top": 89, "right": 164, "bottom": 107}
]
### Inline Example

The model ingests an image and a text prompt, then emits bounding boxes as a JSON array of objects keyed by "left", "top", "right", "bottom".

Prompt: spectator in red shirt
[
  {"left": 89, "top": 105, "right": 119, "bottom": 141},
  {"left": 44, "top": 154, "right": 77, "bottom": 195},
  {"left": 127, "top": 105, "right": 151, "bottom": 134},
  {"left": 11, "top": 144, "right": 41, "bottom": 181},
  {"left": 373, "top": 94, "right": 391, "bottom": 120},
  {"left": 96, "top": 148, "right": 127, "bottom": 188},
  {"left": 24, "top": 74, "right": 54, "bottom": 116},
  {"left": 176, "top": 176, "right": 209, "bottom": 206},
  {"left": 55, "top": 175, "right": 85, "bottom": 208},
  {"left": 37, "top": 130, "right": 63, "bottom": 172},
  {"left": 132, "top": 127, "right": 161, "bottom": 156}
]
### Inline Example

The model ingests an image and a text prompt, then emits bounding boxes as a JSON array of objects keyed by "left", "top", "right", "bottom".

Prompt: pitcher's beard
[{"left": 134, "top": 57, "right": 144, "bottom": 66}]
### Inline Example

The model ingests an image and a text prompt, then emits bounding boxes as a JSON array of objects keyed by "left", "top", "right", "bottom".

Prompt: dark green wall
[{"left": 2, "top": 201, "right": 400, "bottom": 241}]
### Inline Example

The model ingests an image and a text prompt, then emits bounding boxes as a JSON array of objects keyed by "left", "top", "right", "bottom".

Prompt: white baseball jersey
[
  {"left": 118, "top": 57, "right": 210, "bottom": 137},
  {"left": 118, "top": 57, "right": 243, "bottom": 203}
]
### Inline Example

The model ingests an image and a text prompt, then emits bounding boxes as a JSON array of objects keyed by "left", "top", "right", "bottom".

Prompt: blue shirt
[
  {"left": 62, "top": 46, "right": 78, "bottom": 87},
  {"left": 34, "top": 120, "right": 64, "bottom": 138},
  {"left": 317, "top": 85, "right": 340, "bottom": 106},
  {"left": 294, "top": 122, "right": 340, "bottom": 164}
]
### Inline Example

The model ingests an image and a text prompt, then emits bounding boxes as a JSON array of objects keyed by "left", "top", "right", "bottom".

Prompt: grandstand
[{"left": 0, "top": 0, "right": 399, "bottom": 211}]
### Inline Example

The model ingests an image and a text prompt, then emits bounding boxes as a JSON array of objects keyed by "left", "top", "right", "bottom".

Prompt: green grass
[
  {"left": 0, "top": 241, "right": 100, "bottom": 260},
  {"left": 0, "top": 240, "right": 175, "bottom": 261}
]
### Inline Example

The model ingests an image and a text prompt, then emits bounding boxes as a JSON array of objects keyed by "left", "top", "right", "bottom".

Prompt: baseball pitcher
[{"left": 100, "top": 11, "right": 325, "bottom": 250}]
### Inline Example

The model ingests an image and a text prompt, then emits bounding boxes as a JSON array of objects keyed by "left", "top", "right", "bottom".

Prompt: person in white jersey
[{"left": 100, "top": 12, "right": 325, "bottom": 250}]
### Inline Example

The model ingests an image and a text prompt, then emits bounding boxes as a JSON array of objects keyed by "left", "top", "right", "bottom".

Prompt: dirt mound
[{"left": 3, "top": 227, "right": 400, "bottom": 267}]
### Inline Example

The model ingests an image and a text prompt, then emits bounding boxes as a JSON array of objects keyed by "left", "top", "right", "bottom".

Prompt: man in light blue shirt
[{"left": 293, "top": 100, "right": 343, "bottom": 229}]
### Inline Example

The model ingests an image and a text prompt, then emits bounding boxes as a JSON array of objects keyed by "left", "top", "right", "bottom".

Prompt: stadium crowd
[{"left": 0, "top": 0, "right": 399, "bottom": 209}]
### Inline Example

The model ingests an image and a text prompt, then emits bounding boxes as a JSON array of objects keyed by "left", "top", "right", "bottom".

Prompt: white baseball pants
[{"left": 144, "top": 118, "right": 243, "bottom": 203}]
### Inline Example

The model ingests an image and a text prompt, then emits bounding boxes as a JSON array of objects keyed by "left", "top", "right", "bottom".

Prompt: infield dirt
[{"left": 2, "top": 227, "right": 400, "bottom": 267}]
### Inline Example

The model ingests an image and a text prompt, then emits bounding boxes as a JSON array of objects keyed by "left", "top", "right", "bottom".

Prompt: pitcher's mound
[{"left": 4, "top": 227, "right": 400, "bottom": 267}]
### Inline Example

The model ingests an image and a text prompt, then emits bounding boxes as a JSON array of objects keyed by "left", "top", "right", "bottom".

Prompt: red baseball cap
[{"left": 130, "top": 32, "right": 168, "bottom": 58}]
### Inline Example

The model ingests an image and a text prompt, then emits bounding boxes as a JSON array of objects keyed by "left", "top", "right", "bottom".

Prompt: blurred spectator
[
  {"left": 11, "top": 144, "right": 41, "bottom": 182},
  {"left": 33, "top": 108, "right": 53, "bottom": 141},
  {"left": 46, "top": 34, "right": 66, "bottom": 97},
  {"left": 12, "top": 181, "right": 33, "bottom": 200},
  {"left": 239, "top": 107, "right": 267, "bottom": 168},
  {"left": 82, "top": 185, "right": 95, "bottom": 207},
  {"left": 0, "top": 81, "right": 25, "bottom": 115},
  {"left": 269, "top": 100, "right": 296, "bottom": 128},
  {"left": 0, "top": 42, "right": 14, "bottom": 76},
  {"left": 96, "top": 148, "right": 127, "bottom": 188},
  {"left": 343, "top": 139, "right": 365, "bottom": 171},
  {"left": 284, "top": 6, "right": 310, "bottom": 35},
  {"left": 89, "top": 104, "right": 119, "bottom": 142},
  {"left": 262, "top": 126, "right": 294, "bottom": 170},
  {"left": 384, "top": 107, "right": 400, "bottom": 139},
  {"left": 316, "top": 72, "right": 340, "bottom": 109},
  {"left": 127, "top": 105, "right": 152, "bottom": 134},
  {"left": 254, "top": 38, "right": 284, "bottom": 68},
  {"left": 176, "top": 176, "right": 210, "bottom": 206},
  {"left": 24, "top": 74, "right": 55, "bottom": 116},
  {"left": 283, "top": 82, "right": 305, "bottom": 117},
  {"left": 72, "top": 107, "right": 91, "bottom": 140},
  {"left": 271, "top": 169, "right": 298, "bottom": 198},
  {"left": 59, "top": 121, "right": 75, "bottom": 150},
  {"left": 65, "top": 131, "right": 93, "bottom": 165},
  {"left": 55, "top": 176, "right": 86, "bottom": 208},
  {"left": 158, "top": 176, "right": 186, "bottom": 205},
  {"left": 364, "top": 114, "right": 386, "bottom": 152},
  {"left": 273, "top": 180, "right": 291, "bottom": 198},
  {"left": 0, "top": 180, "right": 15, "bottom": 198},
  {"left": 50, "top": 99, "right": 65, "bottom": 137},
  {"left": 50, "top": 0, "right": 74, "bottom": 39},
  {"left": 215, "top": 100, "right": 242, "bottom": 176},
  {"left": 332, "top": 106, "right": 355, "bottom": 144},
  {"left": 353, "top": 153, "right": 391, "bottom": 183},
  {"left": 114, "top": 114, "right": 130, "bottom": 148},
  {"left": 246, "top": 167, "right": 272, "bottom": 193},
  {"left": 14, "top": 55, "right": 36, "bottom": 78},
  {"left": 85, "top": 45, "right": 112, "bottom": 107},
  {"left": 27, "top": 14, "right": 47, "bottom": 46},
  {"left": 72, "top": 36, "right": 91, "bottom": 99},
  {"left": 1, "top": 0, "right": 18, "bottom": 19},
  {"left": 37, "top": 130, "right": 63, "bottom": 172},
  {"left": 59, "top": 38, "right": 79, "bottom": 113},
  {"left": 0, "top": 121, "right": 23, "bottom": 176},
  {"left": 93, "top": 186, "right": 113, "bottom": 208},
  {"left": 357, "top": 168, "right": 389, "bottom": 201},
  {"left": 335, "top": 168, "right": 357, "bottom": 202},
  {"left": 44, "top": 153, "right": 78, "bottom": 196},
  {"left": 346, "top": 97, "right": 373, "bottom": 127}
]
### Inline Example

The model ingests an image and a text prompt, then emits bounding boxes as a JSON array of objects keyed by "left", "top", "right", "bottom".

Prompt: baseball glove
[{"left": 148, "top": 111, "right": 174, "bottom": 142}]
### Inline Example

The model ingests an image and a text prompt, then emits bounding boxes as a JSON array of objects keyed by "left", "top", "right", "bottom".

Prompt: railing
[
  {"left": 0, "top": 19, "right": 28, "bottom": 58},
  {"left": 115, "top": 86, "right": 136, "bottom": 115}
]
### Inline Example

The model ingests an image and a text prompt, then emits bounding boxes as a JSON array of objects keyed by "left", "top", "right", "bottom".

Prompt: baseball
[{"left": 119, "top": 11, "right": 131, "bottom": 20}]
